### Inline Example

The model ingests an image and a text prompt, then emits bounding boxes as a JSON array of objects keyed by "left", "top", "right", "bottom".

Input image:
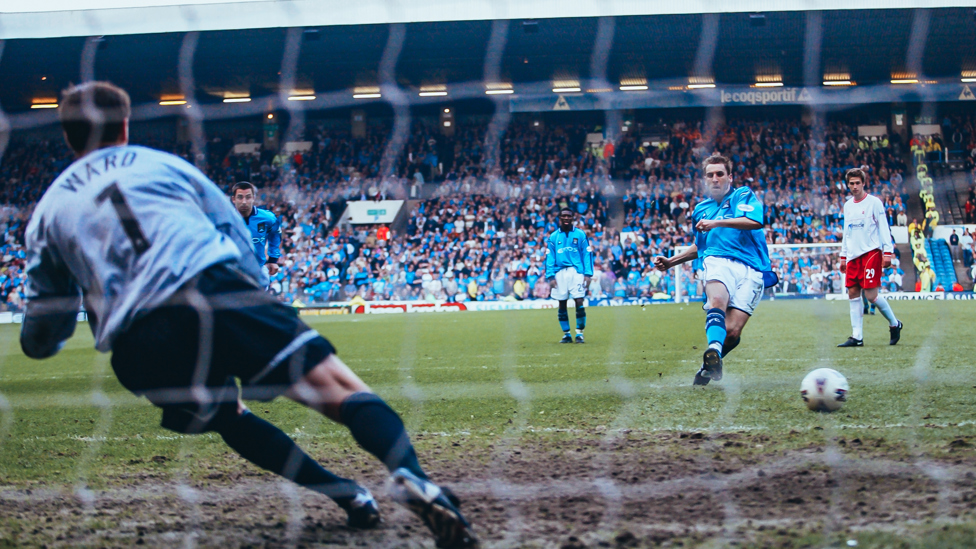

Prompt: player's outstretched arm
[
  {"left": 20, "top": 244, "right": 82, "bottom": 359},
  {"left": 21, "top": 295, "right": 82, "bottom": 359},
  {"left": 654, "top": 244, "right": 698, "bottom": 271},
  {"left": 696, "top": 217, "right": 762, "bottom": 232}
]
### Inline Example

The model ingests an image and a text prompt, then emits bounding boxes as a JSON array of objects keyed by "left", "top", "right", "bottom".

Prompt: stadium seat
[{"left": 925, "top": 238, "right": 958, "bottom": 290}]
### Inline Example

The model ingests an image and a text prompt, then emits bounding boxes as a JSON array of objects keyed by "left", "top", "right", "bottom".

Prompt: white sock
[
  {"left": 849, "top": 298, "right": 864, "bottom": 340},
  {"left": 576, "top": 329, "right": 583, "bottom": 336},
  {"left": 708, "top": 341, "right": 722, "bottom": 353},
  {"left": 872, "top": 296, "right": 899, "bottom": 327}
]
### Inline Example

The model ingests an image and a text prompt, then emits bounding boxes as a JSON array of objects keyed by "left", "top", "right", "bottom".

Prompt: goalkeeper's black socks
[
  {"left": 340, "top": 391, "right": 428, "bottom": 480},
  {"left": 215, "top": 410, "right": 360, "bottom": 501}
]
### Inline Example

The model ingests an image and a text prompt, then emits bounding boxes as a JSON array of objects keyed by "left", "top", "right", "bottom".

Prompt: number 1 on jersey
[{"left": 95, "top": 182, "right": 150, "bottom": 255}]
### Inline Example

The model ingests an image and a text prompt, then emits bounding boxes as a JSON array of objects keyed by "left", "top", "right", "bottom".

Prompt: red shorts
[{"left": 845, "top": 249, "right": 883, "bottom": 289}]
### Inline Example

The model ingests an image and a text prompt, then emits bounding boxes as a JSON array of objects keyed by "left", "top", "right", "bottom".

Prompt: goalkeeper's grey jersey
[{"left": 23, "top": 145, "right": 267, "bottom": 352}]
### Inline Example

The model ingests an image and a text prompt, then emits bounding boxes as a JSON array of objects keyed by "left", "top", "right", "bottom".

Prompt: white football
[{"left": 800, "top": 368, "right": 849, "bottom": 412}]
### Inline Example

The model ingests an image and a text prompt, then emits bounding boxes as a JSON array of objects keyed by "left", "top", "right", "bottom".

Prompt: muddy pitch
[{"left": 2, "top": 432, "right": 975, "bottom": 548}]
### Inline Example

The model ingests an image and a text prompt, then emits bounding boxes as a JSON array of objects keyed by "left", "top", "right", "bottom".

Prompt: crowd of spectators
[{"left": 0, "top": 114, "right": 924, "bottom": 310}]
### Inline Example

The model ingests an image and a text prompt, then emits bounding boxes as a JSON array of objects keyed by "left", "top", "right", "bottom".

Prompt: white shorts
[
  {"left": 702, "top": 256, "right": 764, "bottom": 315},
  {"left": 551, "top": 267, "right": 586, "bottom": 301}
]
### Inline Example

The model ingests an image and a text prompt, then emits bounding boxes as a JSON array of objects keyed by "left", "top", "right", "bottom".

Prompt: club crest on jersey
[{"left": 573, "top": 238, "right": 579, "bottom": 244}]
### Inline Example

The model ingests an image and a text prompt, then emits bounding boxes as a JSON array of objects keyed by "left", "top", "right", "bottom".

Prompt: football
[{"left": 800, "top": 368, "right": 850, "bottom": 412}]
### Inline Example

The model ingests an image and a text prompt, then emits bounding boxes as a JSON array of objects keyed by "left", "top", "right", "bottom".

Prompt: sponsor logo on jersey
[{"left": 556, "top": 247, "right": 578, "bottom": 254}]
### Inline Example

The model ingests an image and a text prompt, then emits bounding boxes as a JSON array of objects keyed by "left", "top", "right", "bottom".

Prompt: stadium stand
[{"left": 0, "top": 115, "right": 917, "bottom": 309}]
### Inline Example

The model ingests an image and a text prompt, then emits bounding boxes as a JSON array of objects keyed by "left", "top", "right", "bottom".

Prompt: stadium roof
[
  {"left": 0, "top": 0, "right": 974, "bottom": 39},
  {"left": 0, "top": 7, "right": 973, "bottom": 116}
]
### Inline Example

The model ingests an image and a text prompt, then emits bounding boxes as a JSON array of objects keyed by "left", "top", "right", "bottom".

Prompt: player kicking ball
[
  {"left": 20, "top": 82, "right": 477, "bottom": 548},
  {"left": 654, "top": 155, "right": 772, "bottom": 386},
  {"left": 545, "top": 207, "right": 593, "bottom": 343},
  {"left": 837, "top": 168, "right": 903, "bottom": 347}
]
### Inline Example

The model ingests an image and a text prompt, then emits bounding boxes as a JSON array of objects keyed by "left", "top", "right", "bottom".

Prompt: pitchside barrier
[{"left": 292, "top": 291, "right": 975, "bottom": 317}]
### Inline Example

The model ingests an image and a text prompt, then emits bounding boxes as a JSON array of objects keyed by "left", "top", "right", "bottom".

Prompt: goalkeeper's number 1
[{"left": 95, "top": 181, "right": 151, "bottom": 255}]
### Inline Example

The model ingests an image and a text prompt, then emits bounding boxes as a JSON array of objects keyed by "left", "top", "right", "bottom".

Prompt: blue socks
[
  {"left": 215, "top": 410, "right": 360, "bottom": 502},
  {"left": 558, "top": 309, "right": 570, "bottom": 334},
  {"left": 339, "top": 392, "right": 427, "bottom": 480},
  {"left": 575, "top": 306, "right": 586, "bottom": 331},
  {"left": 705, "top": 308, "right": 727, "bottom": 355}
]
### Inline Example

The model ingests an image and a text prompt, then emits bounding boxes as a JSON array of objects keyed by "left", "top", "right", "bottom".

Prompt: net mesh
[{"left": 0, "top": 7, "right": 974, "bottom": 548}]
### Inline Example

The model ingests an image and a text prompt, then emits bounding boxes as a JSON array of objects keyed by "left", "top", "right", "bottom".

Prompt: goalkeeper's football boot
[
  {"left": 389, "top": 468, "right": 478, "bottom": 548},
  {"left": 837, "top": 337, "right": 863, "bottom": 347},
  {"left": 575, "top": 334, "right": 585, "bottom": 344},
  {"left": 340, "top": 486, "right": 381, "bottom": 529},
  {"left": 889, "top": 320, "right": 903, "bottom": 346},
  {"left": 560, "top": 334, "right": 573, "bottom": 344}
]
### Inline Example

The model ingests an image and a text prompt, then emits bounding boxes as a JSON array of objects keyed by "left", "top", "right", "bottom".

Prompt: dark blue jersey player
[
  {"left": 19, "top": 82, "right": 477, "bottom": 548},
  {"left": 231, "top": 182, "right": 281, "bottom": 278},
  {"left": 654, "top": 155, "right": 771, "bottom": 386}
]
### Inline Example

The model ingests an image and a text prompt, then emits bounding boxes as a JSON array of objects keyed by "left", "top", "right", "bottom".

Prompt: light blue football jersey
[
  {"left": 243, "top": 206, "right": 281, "bottom": 265},
  {"left": 692, "top": 186, "right": 771, "bottom": 272},
  {"left": 545, "top": 227, "right": 594, "bottom": 279}
]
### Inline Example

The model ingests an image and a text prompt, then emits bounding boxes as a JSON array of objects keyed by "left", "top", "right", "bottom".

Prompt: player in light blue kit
[
  {"left": 654, "top": 155, "right": 772, "bottom": 385},
  {"left": 545, "top": 207, "right": 594, "bottom": 343},
  {"left": 231, "top": 181, "right": 281, "bottom": 279}
]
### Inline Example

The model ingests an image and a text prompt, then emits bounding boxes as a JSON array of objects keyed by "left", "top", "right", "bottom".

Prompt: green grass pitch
[{"left": 1, "top": 300, "right": 975, "bottom": 548}]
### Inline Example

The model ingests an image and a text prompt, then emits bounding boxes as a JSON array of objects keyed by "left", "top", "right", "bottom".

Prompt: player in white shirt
[
  {"left": 19, "top": 82, "right": 476, "bottom": 548},
  {"left": 837, "top": 168, "right": 903, "bottom": 347}
]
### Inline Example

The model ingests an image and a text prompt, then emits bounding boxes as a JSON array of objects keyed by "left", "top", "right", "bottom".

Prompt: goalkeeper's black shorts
[{"left": 110, "top": 261, "right": 335, "bottom": 434}]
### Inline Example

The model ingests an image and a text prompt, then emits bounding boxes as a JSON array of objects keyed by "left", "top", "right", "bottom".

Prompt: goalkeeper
[{"left": 19, "top": 82, "right": 476, "bottom": 549}]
